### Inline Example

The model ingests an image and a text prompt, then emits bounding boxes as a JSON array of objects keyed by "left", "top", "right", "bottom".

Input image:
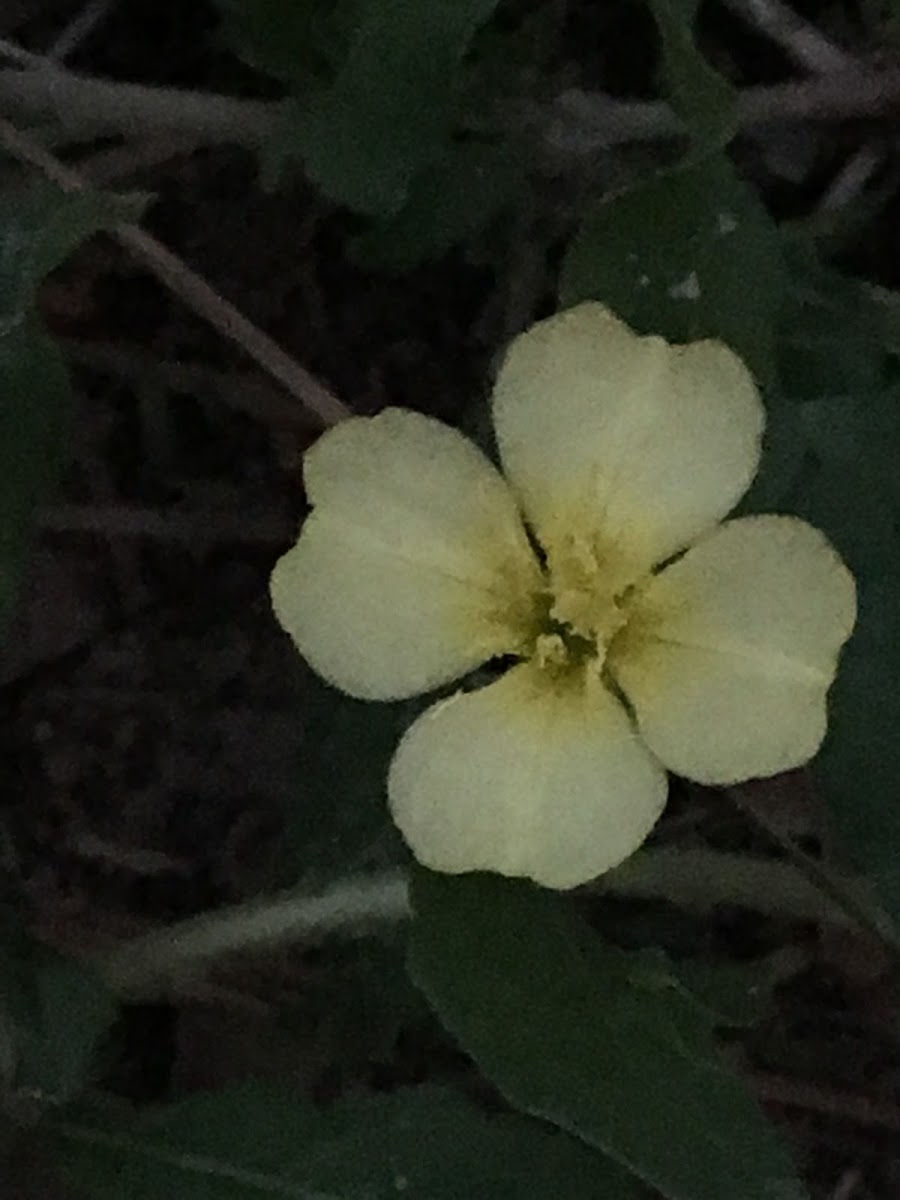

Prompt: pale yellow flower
[{"left": 270, "top": 304, "right": 856, "bottom": 890}]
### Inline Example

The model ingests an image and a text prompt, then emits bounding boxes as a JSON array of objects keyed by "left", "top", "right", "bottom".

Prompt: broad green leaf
[
  {"left": 0, "top": 325, "right": 72, "bottom": 633},
  {"left": 785, "top": 390, "right": 900, "bottom": 925},
  {"left": 353, "top": 137, "right": 525, "bottom": 269},
  {"left": 0, "top": 178, "right": 146, "bottom": 324},
  {"left": 409, "top": 870, "right": 807, "bottom": 1200},
  {"left": 0, "top": 179, "right": 147, "bottom": 636},
  {"left": 15, "top": 959, "right": 115, "bottom": 1103},
  {"left": 624, "top": 947, "right": 774, "bottom": 1029},
  {"left": 459, "top": 0, "right": 565, "bottom": 125},
  {"left": 290, "top": 0, "right": 503, "bottom": 215},
  {"left": 736, "top": 398, "right": 807, "bottom": 515},
  {"left": 213, "top": 0, "right": 358, "bottom": 87},
  {"left": 285, "top": 666, "right": 419, "bottom": 883},
  {"left": 816, "top": 574, "right": 900, "bottom": 925},
  {"left": 798, "top": 392, "right": 900, "bottom": 510},
  {"left": 647, "top": 0, "right": 736, "bottom": 149},
  {"left": 57, "top": 1084, "right": 637, "bottom": 1200},
  {"left": 777, "top": 240, "right": 899, "bottom": 398},
  {"left": 293, "top": 934, "right": 429, "bottom": 1066},
  {"left": 0, "top": 927, "right": 116, "bottom": 1105},
  {"left": 0, "top": 907, "right": 40, "bottom": 1032},
  {"left": 560, "top": 156, "right": 785, "bottom": 384},
  {"left": 790, "top": 390, "right": 900, "bottom": 586}
]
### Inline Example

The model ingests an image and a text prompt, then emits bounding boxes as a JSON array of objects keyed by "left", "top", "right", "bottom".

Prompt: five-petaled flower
[{"left": 270, "top": 303, "right": 856, "bottom": 890}]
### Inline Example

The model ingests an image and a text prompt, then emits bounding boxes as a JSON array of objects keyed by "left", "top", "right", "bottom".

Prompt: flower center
[{"left": 526, "top": 526, "right": 645, "bottom": 670}]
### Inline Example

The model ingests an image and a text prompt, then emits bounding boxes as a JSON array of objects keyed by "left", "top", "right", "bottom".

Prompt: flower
[{"left": 270, "top": 303, "right": 856, "bottom": 890}]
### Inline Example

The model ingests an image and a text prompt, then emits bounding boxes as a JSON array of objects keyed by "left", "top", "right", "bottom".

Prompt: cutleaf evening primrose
[{"left": 270, "top": 304, "right": 856, "bottom": 890}]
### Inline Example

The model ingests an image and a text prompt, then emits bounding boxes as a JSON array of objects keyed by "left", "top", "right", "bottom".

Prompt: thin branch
[
  {"left": 99, "top": 845, "right": 887, "bottom": 999},
  {"left": 2, "top": 57, "right": 900, "bottom": 163},
  {"left": 0, "top": 117, "right": 351, "bottom": 428},
  {"left": 739, "top": 64, "right": 900, "bottom": 125},
  {"left": 76, "top": 134, "right": 197, "bottom": 185},
  {"left": 817, "top": 143, "right": 883, "bottom": 212},
  {"left": 548, "top": 65, "right": 900, "bottom": 153},
  {"left": 726, "top": 785, "right": 900, "bottom": 960},
  {"left": 102, "top": 870, "right": 410, "bottom": 996},
  {"left": 119, "top": 223, "right": 350, "bottom": 426},
  {"left": 719, "top": 0, "right": 857, "bottom": 76},
  {"left": 48, "top": 0, "right": 119, "bottom": 62},
  {"left": 829, "top": 1170, "right": 863, "bottom": 1200},
  {"left": 0, "top": 64, "right": 275, "bottom": 147},
  {"left": 0, "top": 38, "right": 40, "bottom": 68},
  {"left": 601, "top": 844, "right": 873, "bottom": 928}
]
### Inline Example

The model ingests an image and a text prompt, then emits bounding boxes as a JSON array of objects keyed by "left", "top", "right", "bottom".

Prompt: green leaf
[
  {"left": 736, "top": 398, "right": 807, "bottom": 515},
  {"left": 285, "top": 667, "right": 420, "bottom": 883},
  {"left": 789, "top": 391, "right": 900, "bottom": 585},
  {"left": 288, "top": 0, "right": 504, "bottom": 215},
  {"left": 816, "top": 573, "right": 900, "bottom": 925},
  {"left": 560, "top": 156, "right": 786, "bottom": 384},
  {"left": 0, "top": 178, "right": 146, "bottom": 324},
  {"left": 409, "top": 870, "right": 807, "bottom": 1200},
  {"left": 661, "top": 955, "right": 777, "bottom": 1028},
  {"left": 0, "top": 179, "right": 147, "bottom": 636},
  {"left": 777, "top": 240, "right": 899, "bottom": 398},
  {"left": 57, "top": 1085, "right": 637, "bottom": 1200},
  {"left": 623, "top": 946, "right": 773, "bottom": 1029},
  {"left": 213, "top": 0, "right": 359, "bottom": 87},
  {"left": 293, "top": 934, "right": 430, "bottom": 1066},
  {"left": 0, "top": 324, "right": 73, "bottom": 633},
  {"left": 0, "top": 925, "right": 116, "bottom": 1105},
  {"left": 797, "top": 392, "right": 900, "bottom": 512},
  {"left": 647, "top": 0, "right": 736, "bottom": 149},
  {"left": 15, "top": 959, "right": 115, "bottom": 1104},
  {"left": 784, "top": 390, "right": 900, "bottom": 925},
  {"left": 353, "top": 137, "right": 525, "bottom": 269}
]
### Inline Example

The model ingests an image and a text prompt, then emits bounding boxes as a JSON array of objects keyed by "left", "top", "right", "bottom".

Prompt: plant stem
[
  {"left": 0, "top": 116, "right": 351, "bottom": 428},
  {"left": 1, "top": 56, "right": 900, "bottom": 161},
  {"left": 98, "top": 845, "right": 890, "bottom": 999},
  {"left": 602, "top": 844, "right": 876, "bottom": 929},
  {"left": 725, "top": 786, "right": 900, "bottom": 956},
  {"left": 720, "top": 0, "right": 857, "bottom": 76},
  {"left": 0, "top": 64, "right": 275, "bottom": 146},
  {"left": 102, "top": 870, "right": 410, "bottom": 996}
]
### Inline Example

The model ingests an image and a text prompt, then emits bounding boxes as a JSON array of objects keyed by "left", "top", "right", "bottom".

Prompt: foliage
[
  {"left": 0, "top": 915, "right": 116, "bottom": 1107},
  {"left": 257, "top": 0, "right": 505, "bottom": 216},
  {"left": 3, "top": 3, "right": 900, "bottom": 1200},
  {"left": 56, "top": 1085, "right": 637, "bottom": 1200},
  {"left": 284, "top": 665, "right": 419, "bottom": 884},
  {"left": 0, "top": 179, "right": 145, "bottom": 634},
  {"left": 410, "top": 870, "right": 806, "bottom": 1200},
  {"left": 647, "top": 0, "right": 736, "bottom": 150},
  {"left": 560, "top": 155, "right": 786, "bottom": 385},
  {"left": 786, "top": 388, "right": 900, "bottom": 924},
  {"left": 213, "top": 0, "right": 359, "bottom": 88}
]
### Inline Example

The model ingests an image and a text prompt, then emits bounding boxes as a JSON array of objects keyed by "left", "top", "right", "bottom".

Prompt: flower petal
[
  {"left": 388, "top": 662, "right": 667, "bottom": 889},
  {"left": 492, "top": 303, "right": 764, "bottom": 570},
  {"left": 270, "top": 408, "right": 543, "bottom": 701},
  {"left": 610, "top": 515, "right": 857, "bottom": 784}
]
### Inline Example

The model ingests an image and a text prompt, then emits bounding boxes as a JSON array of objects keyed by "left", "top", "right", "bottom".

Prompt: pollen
[{"left": 541, "top": 525, "right": 647, "bottom": 667}]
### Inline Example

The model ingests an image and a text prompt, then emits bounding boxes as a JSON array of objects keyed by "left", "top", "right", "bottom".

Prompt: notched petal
[
  {"left": 270, "top": 408, "right": 544, "bottom": 700},
  {"left": 611, "top": 515, "right": 857, "bottom": 784},
  {"left": 492, "top": 302, "right": 765, "bottom": 570},
  {"left": 388, "top": 662, "right": 668, "bottom": 889}
]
